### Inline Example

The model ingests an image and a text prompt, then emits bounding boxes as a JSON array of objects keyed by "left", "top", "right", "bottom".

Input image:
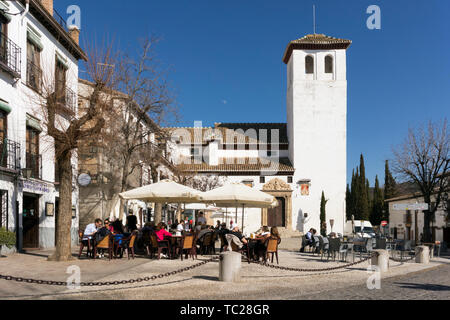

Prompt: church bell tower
[{"left": 283, "top": 33, "right": 351, "bottom": 234}]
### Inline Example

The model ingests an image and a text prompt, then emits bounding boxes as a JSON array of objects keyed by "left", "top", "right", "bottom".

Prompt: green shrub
[{"left": 0, "top": 228, "right": 16, "bottom": 249}]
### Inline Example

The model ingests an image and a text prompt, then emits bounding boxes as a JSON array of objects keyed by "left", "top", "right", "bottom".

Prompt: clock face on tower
[{"left": 78, "top": 173, "right": 91, "bottom": 186}]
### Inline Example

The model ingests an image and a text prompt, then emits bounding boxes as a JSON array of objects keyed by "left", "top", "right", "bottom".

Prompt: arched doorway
[{"left": 268, "top": 197, "right": 286, "bottom": 227}]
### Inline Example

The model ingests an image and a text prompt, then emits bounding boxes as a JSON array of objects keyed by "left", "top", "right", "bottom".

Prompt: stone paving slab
[{"left": 0, "top": 246, "right": 445, "bottom": 300}]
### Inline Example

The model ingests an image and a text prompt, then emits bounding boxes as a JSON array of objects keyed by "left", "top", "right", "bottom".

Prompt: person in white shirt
[
  {"left": 83, "top": 219, "right": 103, "bottom": 241},
  {"left": 176, "top": 221, "right": 185, "bottom": 235}
]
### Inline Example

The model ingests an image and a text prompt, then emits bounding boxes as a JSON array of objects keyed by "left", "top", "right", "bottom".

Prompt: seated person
[
  {"left": 104, "top": 219, "right": 114, "bottom": 233},
  {"left": 196, "top": 224, "right": 213, "bottom": 245},
  {"left": 258, "top": 226, "right": 270, "bottom": 237},
  {"left": 155, "top": 222, "right": 172, "bottom": 242},
  {"left": 154, "top": 222, "right": 172, "bottom": 258},
  {"left": 83, "top": 219, "right": 103, "bottom": 244},
  {"left": 142, "top": 221, "right": 155, "bottom": 234},
  {"left": 112, "top": 219, "right": 125, "bottom": 235},
  {"left": 300, "top": 228, "right": 314, "bottom": 252},
  {"left": 229, "top": 224, "right": 256, "bottom": 259},
  {"left": 252, "top": 226, "right": 274, "bottom": 260}
]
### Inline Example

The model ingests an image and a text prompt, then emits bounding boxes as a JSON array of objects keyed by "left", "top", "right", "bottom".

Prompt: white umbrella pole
[
  {"left": 242, "top": 204, "right": 245, "bottom": 233},
  {"left": 235, "top": 207, "right": 238, "bottom": 225}
]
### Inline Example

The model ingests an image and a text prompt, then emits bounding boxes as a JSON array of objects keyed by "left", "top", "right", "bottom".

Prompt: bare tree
[
  {"left": 392, "top": 119, "right": 449, "bottom": 242},
  {"left": 31, "top": 43, "right": 116, "bottom": 261},
  {"left": 96, "top": 36, "right": 176, "bottom": 223}
]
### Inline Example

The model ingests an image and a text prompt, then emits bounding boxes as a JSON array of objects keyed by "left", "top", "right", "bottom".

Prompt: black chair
[
  {"left": 320, "top": 237, "right": 330, "bottom": 260},
  {"left": 327, "top": 238, "right": 341, "bottom": 261},
  {"left": 300, "top": 235, "right": 314, "bottom": 253},
  {"left": 312, "top": 236, "right": 321, "bottom": 255}
]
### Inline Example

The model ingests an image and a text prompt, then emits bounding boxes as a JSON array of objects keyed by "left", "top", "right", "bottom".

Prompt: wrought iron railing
[
  {"left": 55, "top": 81, "right": 77, "bottom": 114},
  {"left": 53, "top": 8, "right": 68, "bottom": 32},
  {"left": 0, "top": 32, "right": 22, "bottom": 78},
  {"left": 0, "top": 139, "right": 21, "bottom": 171},
  {"left": 37, "top": 1, "right": 69, "bottom": 32},
  {"left": 26, "top": 59, "right": 43, "bottom": 92},
  {"left": 25, "top": 152, "right": 42, "bottom": 180}
]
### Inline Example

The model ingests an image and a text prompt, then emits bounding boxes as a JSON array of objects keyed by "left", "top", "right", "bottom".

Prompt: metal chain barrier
[
  {"left": 0, "top": 257, "right": 219, "bottom": 287},
  {"left": 389, "top": 250, "right": 420, "bottom": 263},
  {"left": 250, "top": 253, "right": 374, "bottom": 272}
]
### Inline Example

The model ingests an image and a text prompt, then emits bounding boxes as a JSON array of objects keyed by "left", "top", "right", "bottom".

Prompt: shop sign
[{"left": 19, "top": 179, "right": 51, "bottom": 194}]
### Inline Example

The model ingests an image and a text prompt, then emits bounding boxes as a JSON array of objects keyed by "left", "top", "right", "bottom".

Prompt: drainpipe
[{"left": 20, "top": 0, "right": 30, "bottom": 23}]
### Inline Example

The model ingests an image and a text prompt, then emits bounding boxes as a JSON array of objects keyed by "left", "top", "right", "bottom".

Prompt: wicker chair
[
  {"left": 124, "top": 231, "right": 138, "bottom": 260},
  {"left": 199, "top": 232, "right": 214, "bottom": 255},
  {"left": 179, "top": 234, "right": 197, "bottom": 261},
  {"left": 93, "top": 234, "right": 113, "bottom": 260},
  {"left": 263, "top": 237, "right": 281, "bottom": 264},
  {"left": 149, "top": 232, "right": 170, "bottom": 260}
]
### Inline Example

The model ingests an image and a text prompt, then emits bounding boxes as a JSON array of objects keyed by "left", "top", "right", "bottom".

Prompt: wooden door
[
  {"left": 267, "top": 197, "right": 285, "bottom": 227},
  {"left": 23, "top": 195, "right": 39, "bottom": 248}
]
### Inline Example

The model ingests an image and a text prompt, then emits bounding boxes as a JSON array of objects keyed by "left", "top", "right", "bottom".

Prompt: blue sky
[{"left": 56, "top": 0, "right": 449, "bottom": 186}]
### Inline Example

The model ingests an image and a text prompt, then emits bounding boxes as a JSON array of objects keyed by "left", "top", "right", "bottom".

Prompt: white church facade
[{"left": 166, "top": 34, "right": 351, "bottom": 236}]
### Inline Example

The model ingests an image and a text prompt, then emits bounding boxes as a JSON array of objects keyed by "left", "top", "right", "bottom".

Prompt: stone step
[{"left": 277, "top": 228, "right": 304, "bottom": 239}]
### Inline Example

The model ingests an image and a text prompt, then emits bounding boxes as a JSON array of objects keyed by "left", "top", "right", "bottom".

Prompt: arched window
[
  {"left": 305, "top": 55, "right": 314, "bottom": 74},
  {"left": 325, "top": 55, "right": 333, "bottom": 74}
]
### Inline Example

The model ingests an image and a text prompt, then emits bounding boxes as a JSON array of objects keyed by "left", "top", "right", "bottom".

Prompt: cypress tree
[
  {"left": 346, "top": 184, "right": 351, "bottom": 221},
  {"left": 358, "top": 154, "right": 370, "bottom": 220},
  {"left": 383, "top": 160, "right": 397, "bottom": 221},
  {"left": 320, "top": 191, "right": 327, "bottom": 236},
  {"left": 352, "top": 167, "right": 361, "bottom": 219},
  {"left": 370, "top": 175, "right": 384, "bottom": 225}
]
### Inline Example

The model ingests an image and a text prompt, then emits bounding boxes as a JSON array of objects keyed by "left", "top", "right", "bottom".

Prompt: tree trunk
[
  {"left": 48, "top": 149, "right": 73, "bottom": 261},
  {"left": 423, "top": 210, "right": 432, "bottom": 243},
  {"left": 118, "top": 157, "right": 131, "bottom": 223},
  {"left": 154, "top": 203, "right": 162, "bottom": 224}
]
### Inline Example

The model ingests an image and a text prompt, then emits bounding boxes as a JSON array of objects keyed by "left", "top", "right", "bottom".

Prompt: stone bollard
[
  {"left": 415, "top": 246, "right": 430, "bottom": 264},
  {"left": 219, "top": 251, "right": 241, "bottom": 282},
  {"left": 371, "top": 249, "right": 389, "bottom": 273}
]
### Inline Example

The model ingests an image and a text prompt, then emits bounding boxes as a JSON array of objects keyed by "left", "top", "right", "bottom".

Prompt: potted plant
[{"left": 0, "top": 228, "right": 16, "bottom": 257}]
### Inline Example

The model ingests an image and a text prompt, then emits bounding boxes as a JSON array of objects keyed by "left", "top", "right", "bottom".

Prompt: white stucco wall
[
  {"left": 287, "top": 49, "right": 347, "bottom": 235},
  {"left": 0, "top": 1, "right": 80, "bottom": 249}
]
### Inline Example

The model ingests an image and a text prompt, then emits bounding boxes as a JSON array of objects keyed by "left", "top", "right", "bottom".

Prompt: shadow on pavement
[{"left": 394, "top": 282, "right": 450, "bottom": 291}]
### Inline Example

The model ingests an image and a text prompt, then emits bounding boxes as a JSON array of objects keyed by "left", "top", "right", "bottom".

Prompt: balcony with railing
[
  {"left": 0, "top": 32, "right": 21, "bottom": 78},
  {"left": 25, "top": 152, "right": 42, "bottom": 180},
  {"left": 26, "top": 59, "right": 43, "bottom": 92},
  {"left": 0, "top": 139, "right": 21, "bottom": 172},
  {"left": 54, "top": 81, "right": 77, "bottom": 114}
]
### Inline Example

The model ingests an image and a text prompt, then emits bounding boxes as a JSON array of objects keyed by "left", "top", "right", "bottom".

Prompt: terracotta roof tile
[
  {"left": 283, "top": 33, "right": 352, "bottom": 63},
  {"left": 177, "top": 157, "right": 295, "bottom": 174}
]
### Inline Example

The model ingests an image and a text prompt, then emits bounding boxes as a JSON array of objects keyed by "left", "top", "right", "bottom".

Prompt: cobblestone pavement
[
  {"left": 296, "top": 261, "right": 450, "bottom": 300},
  {"left": 0, "top": 245, "right": 448, "bottom": 300}
]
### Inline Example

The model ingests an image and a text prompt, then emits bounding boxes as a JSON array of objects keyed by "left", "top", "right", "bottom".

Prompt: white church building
[{"left": 166, "top": 33, "right": 352, "bottom": 236}]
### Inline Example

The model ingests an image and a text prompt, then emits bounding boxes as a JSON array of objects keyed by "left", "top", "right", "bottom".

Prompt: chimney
[
  {"left": 68, "top": 25, "right": 80, "bottom": 45},
  {"left": 41, "top": 0, "right": 53, "bottom": 16}
]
